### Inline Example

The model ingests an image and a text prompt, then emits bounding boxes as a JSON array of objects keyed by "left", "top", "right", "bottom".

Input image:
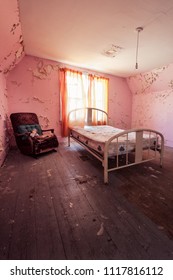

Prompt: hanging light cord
[{"left": 135, "top": 27, "right": 143, "bottom": 70}]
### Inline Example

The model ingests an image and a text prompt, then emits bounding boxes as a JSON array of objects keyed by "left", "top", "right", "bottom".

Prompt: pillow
[{"left": 17, "top": 124, "right": 42, "bottom": 135}]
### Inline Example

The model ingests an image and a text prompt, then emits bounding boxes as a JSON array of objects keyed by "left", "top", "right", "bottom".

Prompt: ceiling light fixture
[{"left": 135, "top": 26, "right": 143, "bottom": 70}]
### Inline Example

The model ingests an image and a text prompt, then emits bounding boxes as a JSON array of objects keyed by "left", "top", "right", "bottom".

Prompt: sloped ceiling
[{"left": 18, "top": 0, "right": 173, "bottom": 77}]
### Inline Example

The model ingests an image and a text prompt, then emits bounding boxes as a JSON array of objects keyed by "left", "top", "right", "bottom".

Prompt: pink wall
[
  {"left": 127, "top": 64, "right": 173, "bottom": 147},
  {"left": 108, "top": 75, "right": 132, "bottom": 129},
  {"left": 0, "top": 0, "right": 24, "bottom": 165},
  {"left": 7, "top": 55, "right": 132, "bottom": 145},
  {"left": 7, "top": 56, "right": 61, "bottom": 145},
  {"left": 0, "top": 74, "right": 9, "bottom": 165},
  {"left": 0, "top": 0, "right": 24, "bottom": 74}
]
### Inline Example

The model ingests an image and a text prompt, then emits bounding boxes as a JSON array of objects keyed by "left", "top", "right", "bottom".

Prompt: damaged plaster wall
[
  {"left": 7, "top": 55, "right": 132, "bottom": 147},
  {"left": 7, "top": 55, "right": 61, "bottom": 146},
  {"left": 108, "top": 76, "right": 132, "bottom": 129},
  {"left": 0, "top": 74, "right": 9, "bottom": 166},
  {"left": 0, "top": 0, "right": 25, "bottom": 165},
  {"left": 127, "top": 64, "right": 173, "bottom": 147},
  {"left": 0, "top": 0, "right": 24, "bottom": 74}
]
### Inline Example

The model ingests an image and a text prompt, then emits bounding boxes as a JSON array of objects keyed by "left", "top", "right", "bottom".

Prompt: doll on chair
[
  {"left": 30, "top": 128, "right": 52, "bottom": 140},
  {"left": 30, "top": 128, "right": 40, "bottom": 138}
]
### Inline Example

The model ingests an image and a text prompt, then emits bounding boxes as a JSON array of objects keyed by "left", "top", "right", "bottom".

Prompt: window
[{"left": 59, "top": 68, "right": 109, "bottom": 136}]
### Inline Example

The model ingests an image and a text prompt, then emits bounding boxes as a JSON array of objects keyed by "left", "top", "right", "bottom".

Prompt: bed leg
[
  {"left": 68, "top": 134, "right": 70, "bottom": 146},
  {"left": 104, "top": 171, "right": 108, "bottom": 184},
  {"left": 160, "top": 137, "right": 164, "bottom": 168},
  {"left": 103, "top": 154, "right": 108, "bottom": 184}
]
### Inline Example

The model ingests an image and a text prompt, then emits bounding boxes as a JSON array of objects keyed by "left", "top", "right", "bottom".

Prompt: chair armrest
[{"left": 42, "top": 129, "right": 54, "bottom": 133}]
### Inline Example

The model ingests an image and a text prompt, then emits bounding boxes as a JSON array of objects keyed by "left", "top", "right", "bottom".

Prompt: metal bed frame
[{"left": 68, "top": 108, "right": 164, "bottom": 184}]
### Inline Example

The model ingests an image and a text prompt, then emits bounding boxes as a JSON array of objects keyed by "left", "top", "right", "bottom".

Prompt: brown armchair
[{"left": 10, "top": 112, "right": 59, "bottom": 156}]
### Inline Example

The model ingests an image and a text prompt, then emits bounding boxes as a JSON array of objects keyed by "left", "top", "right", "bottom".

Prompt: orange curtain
[{"left": 59, "top": 68, "right": 86, "bottom": 136}]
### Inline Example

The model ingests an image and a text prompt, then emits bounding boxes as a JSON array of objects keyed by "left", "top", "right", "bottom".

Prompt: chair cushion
[{"left": 17, "top": 124, "right": 42, "bottom": 135}]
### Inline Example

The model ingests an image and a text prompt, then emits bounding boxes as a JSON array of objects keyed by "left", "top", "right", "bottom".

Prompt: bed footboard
[{"left": 103, "top": 128, "right": 164, "bottom": 184}]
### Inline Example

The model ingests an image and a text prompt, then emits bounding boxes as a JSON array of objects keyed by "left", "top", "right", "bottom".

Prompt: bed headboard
[{"left": 68, "top": 107, "right": 108, "bottom": 126}]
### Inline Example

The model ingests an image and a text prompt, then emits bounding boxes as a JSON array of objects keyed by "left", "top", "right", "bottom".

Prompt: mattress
[{"left": 70, "top": 125, "right": 157, "bottom": 157}]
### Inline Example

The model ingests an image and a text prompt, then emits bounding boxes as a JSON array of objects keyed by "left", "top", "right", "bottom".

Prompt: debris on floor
[
  {"left": 8, "top": 219, "right": 15, "bottom": 225},
  {"left": 118, "top": 209, "right": 126, "bottom": 215},
  {"left": 71, "top": 174, "right": 97, "bottom": 185},
  {"left": 0, "top": 186, "right": 15, "bottom": 195},
  {"left": 47, "top": 169, "right": 52, "bottom": 177},
  {"left": 156, "top": 170, "right": 162, "bottom": 174},
  {"left": 148, "top": 166, "right": 155, "bottom": 171},
  {"left": 150, "top": 174, "right": 158, "bottom": 178},
  {"left": 72, "top": 175, "right": 88, "bottom": 184},
  {"left": 100, "top": 214, "right": 108, "bottom": 220},
  {"left": 69, "top": 202, "right": 73, "bottom": 208},
  {"left": 97, "top": 222, "right": 104, "bottom": 236},
  {"left": 158, "top": 225, "right": 164, "bottom": 230}
]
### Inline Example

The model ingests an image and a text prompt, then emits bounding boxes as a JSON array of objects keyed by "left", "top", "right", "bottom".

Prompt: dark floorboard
[{"left": 0, "top": 140, "right": 173, "bottom": 260}]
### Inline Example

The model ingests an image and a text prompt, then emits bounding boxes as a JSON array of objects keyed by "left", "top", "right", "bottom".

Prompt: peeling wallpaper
[
  {"left": 7, "top": 55, "right": 132, "bottom": 147},
  {"left": 0, "top": 74, "right": 9, "bottom": 166},
  {"left": 0, "top": 0, "right": 24, "bottom": 165},
  {"left": 127, "top": 63, "right": 173, "bottom": 147},
  {"left": 0, "top": 0, "right": 24, "bottom": 75},
  {"left": 7, "top": 56, "right": 61, "bottom": 145}
]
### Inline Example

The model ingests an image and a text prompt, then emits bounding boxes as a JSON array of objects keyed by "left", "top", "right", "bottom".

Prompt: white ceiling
[{"left": 18, "top": 0, "right": 173, "bottom": 77}]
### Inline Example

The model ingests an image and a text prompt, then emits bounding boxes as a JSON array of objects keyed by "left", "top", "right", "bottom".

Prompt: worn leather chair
[{"left": 10, "top": 112, "right": 59, "bottom": 156}]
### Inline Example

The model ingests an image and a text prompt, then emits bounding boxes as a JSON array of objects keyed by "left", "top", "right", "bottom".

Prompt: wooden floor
[{"left": 0, "top": 139, "right": 173, "bottom": 260}]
